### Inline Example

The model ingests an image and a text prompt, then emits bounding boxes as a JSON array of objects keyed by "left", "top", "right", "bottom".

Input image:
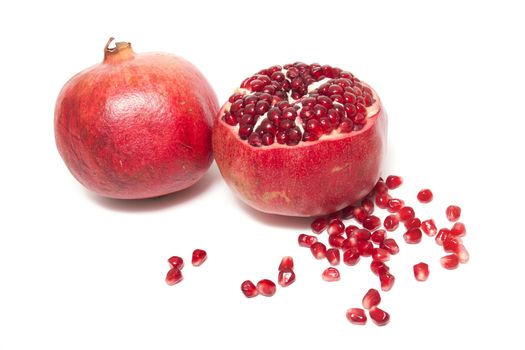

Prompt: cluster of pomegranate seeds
[
  {"left": 347, "top": 289, "right": 390, "bottom": 326},
  {"left": 165, "top": 249, "right": 207, "bottom": 286},
  {"left": 241, "top": 256, "right": 296, "bottom": 298},
  {"left": 221, "top": 62, "right": 377, "bottom": 147}
]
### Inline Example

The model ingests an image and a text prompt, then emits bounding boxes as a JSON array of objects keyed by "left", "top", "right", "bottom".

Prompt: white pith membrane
[{"left": 221, "top": 63, "right": 380, "bottom": 147}]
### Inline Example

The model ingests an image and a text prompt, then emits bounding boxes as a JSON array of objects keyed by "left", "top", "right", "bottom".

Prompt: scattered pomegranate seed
[
  {"left": 357, "top": 240, "right": 374, "bottom": 257},
  {"left": 298, "top": 233, "right": 318, "bottom": 247},
  {"left": 371, "top": 229, "right": 386, "bottom": 244},
  {"left": 403, "top": 228, "right": 423, "bottom": 244},
  {"left": 379, "top": 272, "right": 395, "bottom": 291},
  {"left": 443, "top": 235, "right": 462, "bottom": 254},
  {"left": 363, "top": 215, "right": 382, "bottom": 230},
  {"left": 328, "top": 234, "right": 345, "bottom": 248},
  {"left": 380, "top": 238, "right": 400, "bottom": 255},
  {"left": 362, "top": 288, "right": 381, "bottom": 309},
  {"left": 241, "top": 280, "right": 259, "bottom": 298},
  {"left": 257, "top": 279, "right": 277, "bottom": 296},
  {"left": 361, "top": 198, "right": 375, "bottom": 214},
  {"left": 383, "top": 214, "right": 400, "bottom": 231},
  {"left": 343, "top": 249, "right": 360, "bottom": 266},
  {"left": 372, "top": 248, "right": 390, "bottom": 262},
  {"left": 278, "top": 256, "right": 294, "bottom": 271},
  {"left": 375, "top": 193, "right": 390, "bottom": 209},
  {"left": 353, "top": 207, "right": 367, "bottom": 222},
  {"left": 450, "top": 222, "right": 466, "bottom": 237},
  {"left": 168, "top": 256, "right": 184, "bottom": 270},
  {"left": 353, "top": 228, "right": 372, "bottom": 241},
  {"left": 387, "top": 198, "right": 404, "bottom": 213},
  {"left": 446, "top": 205, "right": 461, "bottom": 222},
  {"left": 327, "top": 219, "right": 345, "bottom": 235},
  {"left": 404, "top": 217, "right": 421, "bottom": 230},
  {"left": 413, "top": 262, "right": 429, "bottom": 281},
  {"left": 191, "top": 249, "right": 207, "bottom": 266},
  {"left": 369, "top": 306, "right": 390, "bottom": 326},
  {"left": 311, "top": 217, "right": 328, "bottom": 234},
  {"left": 385, "top": 175, "right": 403, "bottom": 190},
  {"left": 421, "top": 219, "right": 437, "bottom": 236},
  {"left": 322, "top": 267, "right": 341, "bottom": 281},
  {"left": 440, "top": 254, "right": 460, "bottom": 270},
  {"left": 345, "top": 225, "right": 359, "bottom": 238},
  {"left": 435, "top": 228, "right": 450, "bottom": 246},
  {"left": 278, "top": 270, "right": 296, "bottom": 287},
  {"left": 417, "top": 189, "right": 433, "bottom": 203},
  {"left": 165, "top": 268, "right": 183, "bottom": 286},
  {"left": 371, "top": 261, "right": 390, "bottom": 276},
  {"left": 310, "top": 242, "right": 327, "bottom": 259},
  {"left": 399, "top": 206, "right": 415, "bottom": 222},
  {"left": 346, "top": 308, "right": 367, "bottom": 325},
  {"left": 326, "top": 248, "right": 341, "bottom": 265},
  {"left": 457, "top": 245, "right": 470, "bottom": 263}
]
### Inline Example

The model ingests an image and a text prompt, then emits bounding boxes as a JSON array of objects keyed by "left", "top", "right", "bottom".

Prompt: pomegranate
[
  {"left": 55, "top": 38, "right": 218, "bottom": 199},
  {"left": 212, "top": 62, "right": 387, "bottom": 216}
]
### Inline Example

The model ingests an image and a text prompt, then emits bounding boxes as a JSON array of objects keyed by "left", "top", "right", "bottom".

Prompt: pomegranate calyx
[{"left": 103, "top": 37, "right": 135, "bottom": 63}]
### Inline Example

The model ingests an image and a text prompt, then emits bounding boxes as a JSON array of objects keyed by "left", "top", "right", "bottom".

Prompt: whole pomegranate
[
  {"left": 55, "top": 38, "right": 218, "bottom": 199},
  {"left": 212, "top": 63, "right": 387, "bottom": 217}
]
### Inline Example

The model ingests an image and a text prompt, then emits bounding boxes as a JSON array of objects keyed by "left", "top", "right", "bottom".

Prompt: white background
[{"left": 1, "top": 0, "right": 523, "bottom": 348}]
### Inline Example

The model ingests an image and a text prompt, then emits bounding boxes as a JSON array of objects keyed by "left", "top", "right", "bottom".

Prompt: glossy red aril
[
  {"left": 310, "top": 242, "right": 327, "bottom": 259},
  {"left": 257, "top": 279, "right": 277, "bottom": 296},
  {"left": 417, "top": 189, "right": 433, "bottom": 203},
  {"left": 404, "top": 217, "right": 421, "bottom": 230},
  {"left": 298, "top": 234, "right": 318, "bottom": 247},
  {"left": 311, "top": 217, "right": 328, "bottom": 234},
  {"left": 371, "top": 229, "right": 386, "bottom": 244},
  {"left": 421, "top": 219, "right": 437, "bottom": 236},
  {"left": 362, "top": 288, "right": 381, "bottom": 309},
  {"left": 387, "top": 198, "right": 404, "bottom": 213},
  {"left": 370, "top": 261, "right": 390, "bottom": 276},
  {"left": 278, "top": 270, "right": 296, "bottom": 287},
  {"left": 328, "top": 234, "right": 345, "bottom": 248},
  {"left": 241, "top": 280, "right": 259, "bottom": 298},
  {"left": 346, "top": 308, "right": 367, "bottom": 325},
  {"left": 192, "top": 249, "right": 207, "bottom": 266},
  {"left": 413, "top": 262, "right": 429, "bottom": 281},
  {"left": 440, "top": 254, "right": 460, "bottom": 270},
  {"left": 372, "top": 248, "right": 390, "bottom": 262},
  {"left": 165, "top": 268, "right": 183, "bottom": 286},
  {"left": 385, "top": 175, "right": 403, "bottom": 190},
  {"left": 384, "top": 214, "right": 400, "bottom": 231},
  {"left": 326, "top": 248, "right": 341, "bottom": 265},
  {"left": 213, "top": 62, "right": 387, "bottom": 216},
  {"left": 399, "top": 206, "right": 415, "bottom": 222},
  {"left": 363, "top": 215, "right": 382, "bottom": 230},
  {"left": 55, "top": 38, "right": 218, "bottom": 199},
  {"left": 450, "top": 222, "right": 466, "bottom": 237},
  {"left": 327, "top": 219, "right": 345, "bottom": 235},
  {"left": 379, "top": 272, "right": 395, "bottom": 291},
  {"left": 403, "top": 228, "right": 423, "bottom": 244},
  {"left": 278, "top": 256, "right": 294, "bottom": 271},
  {"left": 322, "top": 267, "right": 341, "bottom": 281},
  {"left": 168, "top": 256, "right": 184, "bottom": 270},
  {"left": 435, "top": 228, "right": 450, "bottom": 246},
  {"left": 343, "top": 249, "right": 361, "bottom": 266},
  {"left": 446, "top": 205, "right": 461, "bottom": 222},
  {"left": 369, "top": 306, "right": 390, "bottom": 326},
  {"left": 380, "top": 238, "right": 400, "bottom": 255}
]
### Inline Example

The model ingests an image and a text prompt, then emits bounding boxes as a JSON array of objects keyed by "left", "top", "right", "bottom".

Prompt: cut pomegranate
[
  {"left": 322, "top": 267, "right": 341, "bottom": 281},
  {"left": 213, "top": 62, "right": 387, "bottom": 216},
  {"left": 257, "top": 279, "right": 277, "bottom": 296},
  {"left": 383, "top": 214, "right": 400, "bottom": 231},
  {"left": 278, "top": 256, "right": 294, "bottom": 271},
  {"left": 379, "top": 272, "right": 395, "bottom": 291},
  {"left": 369, "top": 306, "right": 390, "bottom": 326},
  {"left": 168, "top": 256, "right": 184, "bottom": 270},
  {"left": 446, "top": 205, "right": 461, "bottom": 222},
  {"left": 421, "top": 219, "right": 437, "bottom": 236},
  {"left": 380, "top": 238, "right": 400, "bottom": 255},
  {"left": 311, "top": 217, "right": 328, "bottom": 234},
  {"left": 399, "top": 206, "right": 415, "bottom": 222},
  {"left": 191, "top": 249, "right": 207, "bottom": 266},
  {"left": 327, "top": 219, "right": 345, "bottom": 235},
  {"left": 450, "top": 222, "right": 466, "bottom": 237},
  {"left": 363, "top": 215, "right": 382, "bottom": 230},
  {"left": 298, "top": 233, "right": 318, "bottom": 247},
  {"left": 385, "top": 175, "right": 403, "bottom": 190},
  {"left": 362, "top": 288, "right": 381, "bottom": 309},
  {"left": 278, "top": 270, "right": 296, "bottom": 287},
  {"left": 326, "top": 248, "right": 341, "bottom": 265},
  {"left": 165, "top": 268, "right": 183, "bottom": 286},
  {"left": 413, "top": 262, "right": 429, "bottom": 281},
  {"left": 403, "top": 228, "right": 423, "bottom": 244},
  {"left": 440, "top": 254, "right": 460, "bottom": 270},
  {"left": 241, "top": 280, "right": 259, "bottom": 298},
  {"left": 343, "top": 249, "right": 360, "bottom": 266},
  {"left": 310, "top": 242, "right": 327, "bottom": 259},
  {"left": 346, "top": 308, "right": 367, "bottom": 325},
  {"left": 417, "top": 189, "right": 433, "bottom": 203}
]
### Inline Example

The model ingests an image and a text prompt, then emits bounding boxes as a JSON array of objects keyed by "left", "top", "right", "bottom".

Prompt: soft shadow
[
  {"left": 236, "top": 198, "right": 312, "bottom": 230},
  {"left": 87, "top": 167, "right": 220, "bottom": 212}
]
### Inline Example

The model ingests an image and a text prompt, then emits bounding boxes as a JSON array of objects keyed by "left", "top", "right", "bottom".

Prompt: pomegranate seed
[
  {"left": 362, "top": 288, "right": 381, "bottom": 309},
  {"left": 371, "top": 229, "right": 386, "bottom": 244},
  {"left": 322, "top": 267, "right": 341, "bottom": 281},
  {"left": 257, "top": 279, "right": 277, "bottom": 296},
  {"left": 278, "top": 270, "right": 296, "bottom": 287},
  {"left": 369, "top": 306, "right": 390, "bottom": 326},
  {"left": 457, "top": 245, "right": 470, "bottom": 263},
  {"left": 357, "top": 240, "right": 374, "bottom": 257},
  {"left": 341, "top": 237, "right": 357, "bottom": 251},
  {"left": 241, "top": 280, "right": 258, "bottom": 298},
  {"left": 361, "top": 198, "right": 375, "bottom": 214},
  {"left": 374, "top": 180, "right": 389, "bottom": 195},
  {"left": 387, "top": 198, "right": 404, "bottom": 213},
  {"left": 353, "top": 228, "right": 371, "bottom": 241},
  {"left": 446, "top": 205, "right": 461, "bottom": 222},
  {"left": 311, "top": 217, "right": 328, "bottom": 234},
  {"left": 278, "top": 256, "right": 294, "bottom": 271},
  {"left": 421, "top": 219, "right": 438, "bottom": 236},
  {"left": 417, "top": 189, "right": 433, "bottom": 203},
  {"left": 328, "top": 234, "right": 345, "bottom": 248},
  {"left": 191, "top": 249, "right": 207, "bottom": 266},
  {"left": 443, "top": 235, "right": 463, "bottom": 253},
  {"left": 435, "top": 228, "right": 450, "bottom": 246},
  {"left": 375, "top": 193, "right": 390, "bottom": 209},
  {"left": 345, "top": 225, "right": 359, "bottom": 238},
  {"left": 371, "top": 261, "right": 390, "bottom": 276},
  {"left": 346, "top": 308, "right": 367, "bottom": 325},
  {"left": 404, "top": 217, "right": 421, "bottom": 230},
  {"left": 363, "top": 215, "right": 382, "bottom": 230},
  {"left": 353, "top": 207, "right": 367, "bottom": 223},
  {"left": 413, "top": 262, "right": 429, "bottom": 281},
  {"left": 450, "top": 222, "right": 466, "bottom": 237},
  {"left": 385, "top": 175, "right": 403, "bottom": 190},
  {"left": 165, "top": 268, "right": 183, "bottom": 286},
  {"left": 327, "top": 219, "right": 345, "bottom": 235},
  {"left": 399, "top": 206, "right": 415, "bottom": 222},
  {"left": 310, "top": 242, "right": 327, "bottom": 259},
  {"left": 298, "top": 233, "right": 318, "bottom": 247},
  {"left": 379, "top": 272, "right": 395, "bottom": 291},
  {"left": 326, "top": 248, "right": 341, "bottom": 265},
  {"left": 403, "top": 228, "right": 422, "bottom": 244},
  {"left": 372, "top": 248, "right": 390, "bottom": 262},
  {"left": 380, "top": 238, "right": 400, "bottom": 255},
  {"left": 343, "top": 249, "right": 360, "bottom": 266},
  {"left": 383, "top": 214, "right": 400, "bottom": 231},
  {"left": 168, "top": 256, "right": 184, "bottom": 270},
  {"left": 440, "top": 254, "right": 460, "bottom": 270}
]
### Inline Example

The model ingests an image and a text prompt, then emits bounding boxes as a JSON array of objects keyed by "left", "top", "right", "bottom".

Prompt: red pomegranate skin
[
  {"left": 213, "top": 88, "right": 387, "bottom": 217},
  {"left": 55, "top": 41, "right": 218, "bottom": 199}
]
